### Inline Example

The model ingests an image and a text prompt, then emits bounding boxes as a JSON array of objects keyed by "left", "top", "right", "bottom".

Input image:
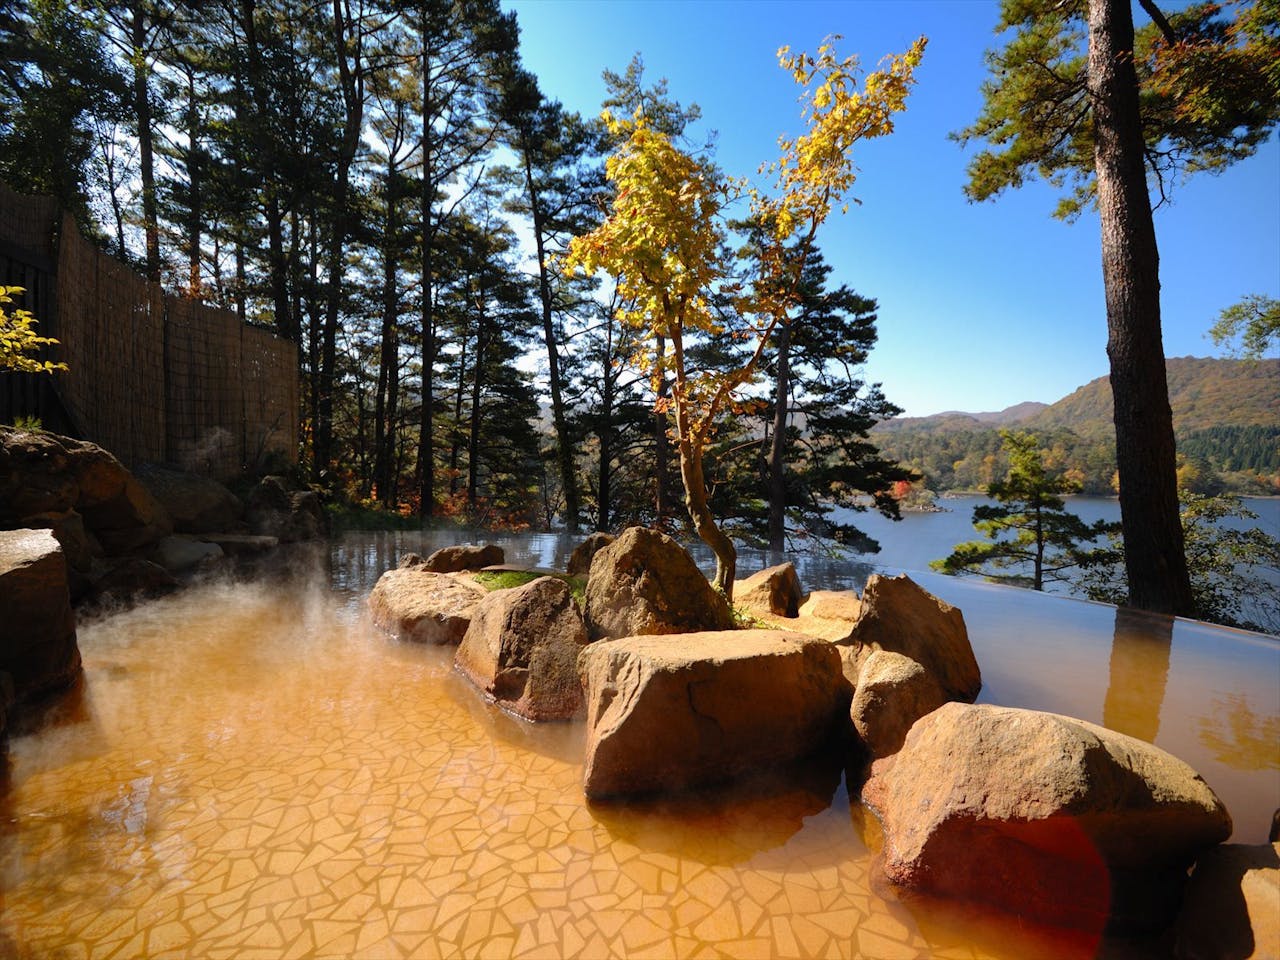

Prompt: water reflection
[
  {"left": 1103, "top": 608, "right": 1173, "bottom": 743},
  {"left": 590, "top": 755, "right": 848, "bottom": 868},
  {"left": 1197, "top": 694, "right": 1280, "bottom": 772}
]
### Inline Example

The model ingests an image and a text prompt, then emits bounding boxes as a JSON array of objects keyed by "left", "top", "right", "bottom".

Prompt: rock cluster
[
  {"left": 359, "top": 529, "right": 1246, "bottom": 943},
  {"left": 1, "top": 428, "right": 323, "bottom": 605}
]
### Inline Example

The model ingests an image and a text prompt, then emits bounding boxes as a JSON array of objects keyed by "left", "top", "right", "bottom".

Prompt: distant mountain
[
  {"left": 875, "top": 401, "right": 1047, "bottom": 434},
  {"left": 1024, "top": 356, "right": 1278, "bottom": 439},
  {"left": 872, "top": 358, "right": 1279, "bottom": 494},
  {"left": 876, "top": 357, "right": 1278, "bottom": 440}
]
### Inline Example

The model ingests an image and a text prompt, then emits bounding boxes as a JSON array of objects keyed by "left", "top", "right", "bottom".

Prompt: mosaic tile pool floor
[{"left": 1, "top": 578, "right": 1169, "bottom": 959}]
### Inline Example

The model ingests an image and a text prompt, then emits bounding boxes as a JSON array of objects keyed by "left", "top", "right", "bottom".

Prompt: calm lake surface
[
  {"left": 1, "top": 527, "right": 1277, "bottom": 959},
  {"left": 836, "top": 494, "right": 1280, "bottom": 590}
]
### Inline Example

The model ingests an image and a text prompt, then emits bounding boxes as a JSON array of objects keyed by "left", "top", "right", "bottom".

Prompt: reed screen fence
[{"left": 0, "top": 184, "right": 297, "bottom": 478}]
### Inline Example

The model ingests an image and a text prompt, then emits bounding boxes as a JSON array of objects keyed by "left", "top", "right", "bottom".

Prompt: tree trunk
[
  {"left": 416, "top": 33, "right": 436, "bottom": 517},
  {"left": 467, "top": 290, "right": 487, "bottom": 511},
  {"left": 315, "top": 0, "right": 363, "bottom": 481},
  {"left": 671, "top": 337, "right": 736, "bottom": 597},
  {"left": 521, "top": 148, "right": 579, "bottom": 532},
  {"left": 597, "top": 326, "right": 614, "bottom": 532},
  {"left": 767, "top": 320, "right": 791, "bottom": 555},
  {"left": 374, "top": 160, "right": 399, "bottom": 505},
  {"left": 676, "top": 432, "right": 736, "bottom": 598},
  {"left": 131, "top": 2, "right": 160, "bottom": 284},
  {"left": 653, "top": 336, "right": 672, "bottom": 525},
  {"left": 184, "top": 70, "right": 202, "bottom": 297},
  {"left": 1087, "top": 0, "right": 1194, "bottom": 616}
]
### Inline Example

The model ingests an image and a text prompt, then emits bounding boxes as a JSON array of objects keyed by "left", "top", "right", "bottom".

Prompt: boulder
[
  {"left": 862, "top": 702, "right": 1233, "bottom": 933},
  {"left": 0, "top": 529, "right": 81, "bottom": 705},
  {"left": 850, "top": 650, "right": 948, "bottom": 759},
  {"left": 419, "top": 543, "right": 504, "bottom": 573},
  {"left": 63, "top": 436, "right": 133, "bottom": 508},
  {"left": 455, "top": 576, "right": 590, "bottom": 721},
  {"left": 19, "top": 509, "right": 97, "bottom": 573},
  {"left": 367, "top": 569, "right": 487, "bottom": 645},
  {"left": 584, "top": 526, "right": 732, "bottom": 641},
  {"left": 152, "top": 535, "right": 225, "bottom": 573},
  {"left": 799, "top": 590, "right": 861, "bottom": 623},
  {"left": 1174, "top": 842, "right": 1280, "bottom": 960},
  {"left": 136, "top": 464, "right": 242, "bottom": 533},
  {"left": 78, "top": 476, "right": 172, "bottom": 554},
  {"left": 838, "top": 574, "right": 980, "bottom": 701},
  {"left": 0, "top": 428, "right": 80, "bottom": 521},
  {"left": 734, "top": 562, "right": 803, "bottom": 618},
  {"left": 567, "top": 532, "right": 615, "bottom": 576},
  {"left": 87, "top": 557, "right": 179, "bottom": 605},
  {"left": 398, "top": 552, "right": 428, "bottom": 570},
  {"left": 578, "top": 629, "right": 851, "bottom": 799},
  {"left": 0, "top": 428, "right": 172, "bottom": 555},
  {"left": 245, "top": 476, "right": 326, "bottom": 542}
]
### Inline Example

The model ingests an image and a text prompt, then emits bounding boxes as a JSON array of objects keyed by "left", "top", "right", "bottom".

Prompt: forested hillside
[{"left": 873, "top": 358, "right": 1280, "bottom": 494}]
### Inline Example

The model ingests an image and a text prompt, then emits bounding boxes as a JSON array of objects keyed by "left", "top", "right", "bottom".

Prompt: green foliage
[
  {"left": 953, "top": 0, "right": 1280, "bottom": 219},
  {"left": 0, "top": 286, "right": 68, "bottom": 374},
  {"left": 1075, "top": 492, "right": 1280, "bottom": 633},
  {"left": 1209, "top": 294, "right": 1280, "bottom": 359},
  {"left": 931, "top": 430, "right": 1119, "bottom": 590},
  {"left": 706, "top": 249, "right": 915, "bottom": 552},
  {"left": 323, "top": 501, "right": 419, "bottom": 533},
  {"left": 0, "top": 0, "right": 128, "bottom": 219},
  {"left": 473, "top": 569, "right": 586, "bottom": 604}
]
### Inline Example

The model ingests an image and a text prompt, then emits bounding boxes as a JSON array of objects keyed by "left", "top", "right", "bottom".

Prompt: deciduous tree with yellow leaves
[
  {"left": 565, "top": 36, "right": 925, "bottom": 597},
  {"left": 0, "top": 287, "right": 67, "bottom": 375}
]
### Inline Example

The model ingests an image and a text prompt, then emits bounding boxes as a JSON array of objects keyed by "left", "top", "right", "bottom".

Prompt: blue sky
[{"left": 503, "top": 0, "right": 1280, "bottom": 417}]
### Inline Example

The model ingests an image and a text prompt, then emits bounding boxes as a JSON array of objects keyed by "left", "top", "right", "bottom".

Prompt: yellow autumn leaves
[
  {"left": 0, "top": 286, "right": 67, "bottom": 375},
  {"left": 563, "top": 35, "right": 925, "bottom": 592}
]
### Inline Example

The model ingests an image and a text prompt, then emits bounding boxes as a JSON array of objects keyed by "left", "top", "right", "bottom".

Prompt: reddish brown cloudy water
[{"left": 1, "top": 535, "right": 1276, "bottom": 959}]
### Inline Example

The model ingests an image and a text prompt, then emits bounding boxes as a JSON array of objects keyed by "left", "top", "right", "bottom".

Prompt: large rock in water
[
  {"left": 734, "top": 562, "right": 802, "bottom": 618},
  {"left": 419, "top": 543, "right": 504, "bottom": 573},
  {"left": 0, "top": 529, "right": 81, "bottom": 706},
  {"left": 578, "top": 630, "right": 851, "bottom": 799},
  {"left": 1174, "top": 842, "right": 1280, "bottom": 960},
  {"left": 862, "top": 702, "right": 1233, "bottom": 934},
  {"left": 850, "top": 650, "right": 948, "bottom": 759},
  {"left": 566, "top": 532, "right": 614, "bottom": 576},
  {"left": 455, "top": 576, "right": 590, "bottom": 721},
  {"left": 584, "top": 526, "right": 732, "bottom": 641},
  {"left": 838, "top": 574, "right": 980, "bottom": 701},
  {"left": 136, "top": 464, "right": 243, "bottom": 533},
  {"left": 367, "top": 569, "right": 487, "bottom": 645}
]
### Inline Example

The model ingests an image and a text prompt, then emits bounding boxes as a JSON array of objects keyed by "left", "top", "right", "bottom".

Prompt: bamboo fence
[{"left": 0, "top": 183, "right": 297, "bottom": 478}]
